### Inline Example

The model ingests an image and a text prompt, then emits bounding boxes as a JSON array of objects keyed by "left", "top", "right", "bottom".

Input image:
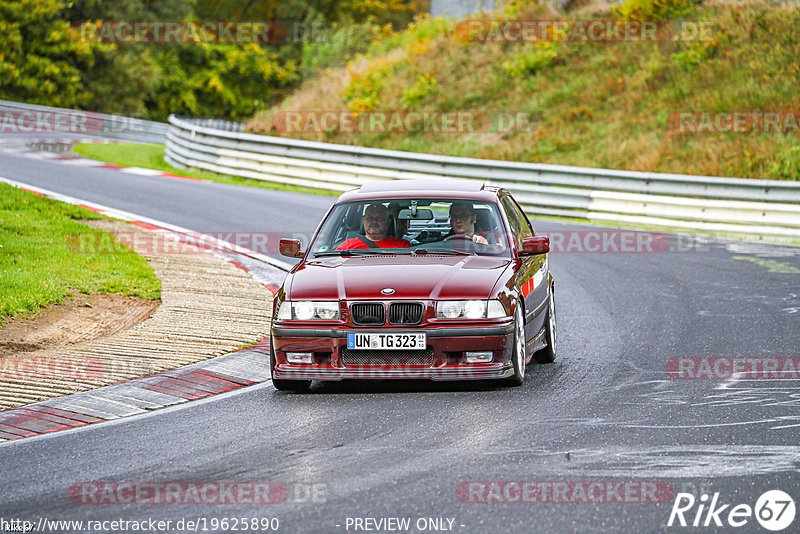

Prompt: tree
[
  {"left": 0, "top": 0, "right": 93, "bottom": 108},
  {"left": 145, "top": 43, "right": 298, "bottom": 121}
]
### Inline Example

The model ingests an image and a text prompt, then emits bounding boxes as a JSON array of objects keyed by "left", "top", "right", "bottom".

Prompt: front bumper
[{"left": 271, "top": 322, "right": 515, "bottom": 381}]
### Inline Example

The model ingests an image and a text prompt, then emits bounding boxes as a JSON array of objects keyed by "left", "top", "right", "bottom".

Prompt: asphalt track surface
[{"left": 1, "top": 143, "right": 800, "bottom": 533}]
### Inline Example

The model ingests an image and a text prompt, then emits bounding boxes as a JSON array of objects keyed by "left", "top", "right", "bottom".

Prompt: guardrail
[
  {"left": 0, "top": 99, "right": 167, "bottom": 144},
  {"left": 165, "top": 114, "right": 800, "bottom": 240}
]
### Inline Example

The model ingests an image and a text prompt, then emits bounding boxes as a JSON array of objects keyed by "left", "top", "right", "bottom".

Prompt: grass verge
[
  {"left": 0, "top": 184, "right": 161, "bottom": 326},
  {"left": 72, "top": 143, "right": 338, "bottom": 197}
]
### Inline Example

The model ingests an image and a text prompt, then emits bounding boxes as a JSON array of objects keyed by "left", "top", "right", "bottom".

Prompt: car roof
[{"left": 338, "top": 179, "right": 499, "bottom": 202}]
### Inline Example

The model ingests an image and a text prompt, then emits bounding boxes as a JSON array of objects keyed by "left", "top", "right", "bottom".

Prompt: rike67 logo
[{"left": 668, "top": 490, "right": 795, "bottom": 531}]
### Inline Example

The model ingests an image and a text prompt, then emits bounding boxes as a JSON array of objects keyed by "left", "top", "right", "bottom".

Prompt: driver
[
  {"left": 449, "top": 201, "right": 488, "bottom": 244},
  {"left": 336, "top": 203, "right": 412, "bottom": 250}
]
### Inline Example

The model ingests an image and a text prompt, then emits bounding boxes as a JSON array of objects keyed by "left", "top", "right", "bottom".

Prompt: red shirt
[{"left": 336, "top": 236, "right": 411, "bottom": 250}]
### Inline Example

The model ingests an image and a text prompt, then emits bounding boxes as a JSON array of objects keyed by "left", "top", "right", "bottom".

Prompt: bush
[
  {"left": 402, "top": 73, "right": 439, "bottom": 108},
  {"left": 613, "top": 0, "right": 702, "bottom": 22},
  {"left": 671, "top": 36, "right": 722, "bottom": 67},
  {"left": 146, "top": 43, "right": 298, "bottom": 121},
  {"left": 1, "top": 0, "right": 430, "bottom": 121},
  {"left": 368, "top": 14, "right": 453, "bottom": 58},
  {"left": 344, "top": 60, "right": 392, "bottom": 112},
  {"left": 768, "top": 146, "right": 800, "bottom": 180},
  {"left": 501, "top": 0, "right": 547, "bottom": 18},
  {"left": 301, "top": 21, "right": 388, "bottom": 74},
  {"left": 0, "top": 0, "right": 95, "bottom": 108},
  {"left": 501, "top": 41, "right": 558, "bottom": 77}
]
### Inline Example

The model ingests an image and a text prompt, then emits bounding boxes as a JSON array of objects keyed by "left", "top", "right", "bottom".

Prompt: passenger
[
  {"left": 336, "top": 203, "right": 412, "bottom": 250},
  {"left": 448, "top": 201, "right": 488, "bottom": 244}
]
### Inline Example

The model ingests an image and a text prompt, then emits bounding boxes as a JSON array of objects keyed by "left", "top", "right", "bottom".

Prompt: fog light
[
  {"left": 286, "top": 352, "right": 313, "bottom": 364},
  {"left": 465, "top": 351, "right": 493, "bottom": 363}
]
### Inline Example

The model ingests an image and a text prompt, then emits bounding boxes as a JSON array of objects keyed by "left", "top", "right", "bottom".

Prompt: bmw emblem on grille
[{"left": 381, "top": 288, "right": 395, "bottom": 295}]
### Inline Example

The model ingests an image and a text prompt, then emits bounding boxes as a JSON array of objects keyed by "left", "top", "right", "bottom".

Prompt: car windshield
[{"left": 309, "top": 198, "right": 511, "bottom": 257}]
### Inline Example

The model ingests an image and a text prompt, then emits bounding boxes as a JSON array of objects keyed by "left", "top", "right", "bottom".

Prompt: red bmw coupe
[{"left": 270, "top": 179, "right": 556, "bottom": 390}]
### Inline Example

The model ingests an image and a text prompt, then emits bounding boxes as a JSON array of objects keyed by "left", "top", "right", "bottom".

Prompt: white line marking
[
  {"left": 57, "top": 158, "right": 106, "bottom": 166},
  {"left": 119, "top": 167, "right": 164, "bottom": 176}
]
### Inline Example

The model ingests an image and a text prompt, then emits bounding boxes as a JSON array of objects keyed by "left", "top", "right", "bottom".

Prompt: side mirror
[
  {"left": 279, "top": 238, "right": 304, "bottom": 258},
  {"left": 520, "top": 236, "right": 549, "bottom": 256}
]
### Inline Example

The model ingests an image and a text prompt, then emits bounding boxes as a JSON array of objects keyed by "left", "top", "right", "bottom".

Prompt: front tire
[
  {"left": 504, "top": 303, "right": 526, "bottom": 387},
  {"left": 535, "top": 289, "right": 556, "bottom": 364},
  {"left": 270, "top": 340, "right": 311, "bottom": 392}
]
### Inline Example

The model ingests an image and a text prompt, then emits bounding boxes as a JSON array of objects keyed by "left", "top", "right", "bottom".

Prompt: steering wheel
[{"left": 443, "top": 234, "right": 472, "bottom": 241}]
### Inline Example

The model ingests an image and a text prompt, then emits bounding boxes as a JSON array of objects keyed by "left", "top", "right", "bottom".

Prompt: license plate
[{"left": 347, "top": 332, "right": 426, "bottom": 350}]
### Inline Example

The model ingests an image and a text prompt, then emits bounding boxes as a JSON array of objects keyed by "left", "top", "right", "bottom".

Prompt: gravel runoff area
[{"left": 0, "top": 220, "right": 273, "bottom": 410}]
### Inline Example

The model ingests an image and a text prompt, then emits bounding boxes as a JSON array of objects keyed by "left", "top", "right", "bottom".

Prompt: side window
[
  {"left": 334, "top": 203, "right": 362, "bottom": 246},
  {"left": 501, "top": 196, "right": 523, "bottom": 249},
  {"left": 510, "top": 197, "right": 533, "bottom": 238}
]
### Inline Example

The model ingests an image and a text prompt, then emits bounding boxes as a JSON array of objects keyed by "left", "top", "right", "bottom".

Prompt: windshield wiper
[{"left": 414, "top": 247, "right": 473, "bottom": 256}]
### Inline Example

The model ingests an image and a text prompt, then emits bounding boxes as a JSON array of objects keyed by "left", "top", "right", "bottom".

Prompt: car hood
[{"left": 286, "top": 255, "right": 511, "bottom": 301}]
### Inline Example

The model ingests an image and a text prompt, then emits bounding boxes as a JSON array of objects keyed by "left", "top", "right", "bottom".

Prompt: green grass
[
  {"left": 0, "top": 184, "right": 161, "bottom": 326},
  {"left": 247, "top": 0, "right": 800, "bottom": 181},
  {"left": 73, "top": 143, "right": 338, "bottom": 197}
]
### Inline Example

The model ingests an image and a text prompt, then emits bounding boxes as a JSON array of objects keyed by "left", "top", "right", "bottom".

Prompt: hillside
[{"left": 246, "top": 0, "right": 800, "bottom": 180}]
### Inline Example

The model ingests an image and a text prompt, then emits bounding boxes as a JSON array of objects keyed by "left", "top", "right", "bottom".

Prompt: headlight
[
  {"left": 463, "top": 300, "right": 486, "bottom": 319},
  {"left": 439, "top": 301, "right": 463, "bottom": 319},
  {"left": 436, "top": 300, "right": 507, "bottom": 319},
  {"left": 294, "top": 301, "right": 315, "bottom": 320},
  {"left": 277, "top": 301, "right": 340, "bottom": 321}
]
